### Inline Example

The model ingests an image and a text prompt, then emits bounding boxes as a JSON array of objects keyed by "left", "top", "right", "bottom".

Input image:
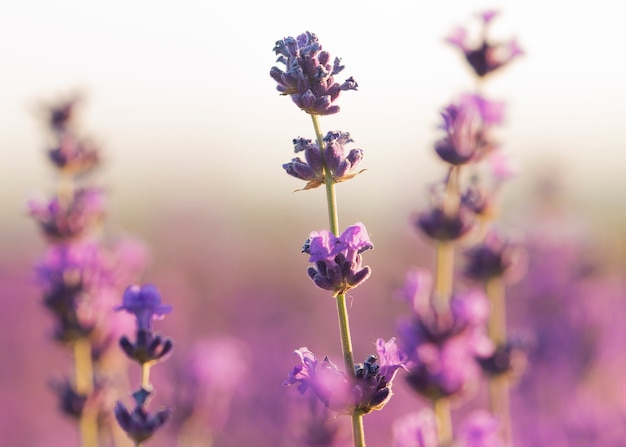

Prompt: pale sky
[{"left": 2, "top": 0, "right": 625, "bottom": 234}]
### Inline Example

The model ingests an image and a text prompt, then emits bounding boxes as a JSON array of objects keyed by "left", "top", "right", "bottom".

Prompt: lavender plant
[
  {"left": 447, "top": 11, "right": 525, "bottom": 446},
  {"left": 271, "top": 31, "right": 406, "bottom": 446},
  {"left": 114, "top": 284, "right": 173, "bottom": 446},
  {"left": 392, "top": 10, "right": 524, "bottom": 446},
  {"left": 29, "top": 95, "right": 148, "bottom": 447}
]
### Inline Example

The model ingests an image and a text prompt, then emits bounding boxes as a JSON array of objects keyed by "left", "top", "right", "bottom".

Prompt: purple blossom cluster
[
  {"left": 271, "top": 31, "right": 358, "bottom": 115},
  {"left": 28, "top": 97, "right": 149, "bottom": 436},
  {"left": 114, "top": 284, "right": 173, "bottom": 443},
  {"left": 446, "top": 10, "right": 523, "bottom": 78},
  {"left": 303, "top": 222, "right": 373, "bottom": 296},
  {"left": 395, "top": 269, "right": 493, "bottom": 401},
  {"left": 284, "top": 338, "right": 407, "bottom": 415},
  {"left": 283, "top": 131, "right": 365, "bottom": 190}
]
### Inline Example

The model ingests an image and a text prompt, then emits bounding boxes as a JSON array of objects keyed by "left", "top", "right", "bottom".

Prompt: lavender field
[{"left": 2, "top": 1, "right": 626, "bottom": 446}]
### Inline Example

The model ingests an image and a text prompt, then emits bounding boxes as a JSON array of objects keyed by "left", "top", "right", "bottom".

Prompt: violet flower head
[
  {"left": 416, "top": 203, "right": 475, "bottom": 242},
  {"left": 352, "top": 338, "right": 408, "bottom": 414},
  {"left": 48, "top": 135, "right": 100, "bottom": 173},
  {"left": 284, "top": 340, "right": 406, "bottom": 415},
  {"left": 116, "top": 284, "right": 172, "bottom": 332},
  {"left": 396, "top": 277, "right": 493, "bottom": 401},
  {"left": 270, "top": 31, "right": 358, "bottom": 115},
  {"left": 283, "top": 347, "right": 351, "bottom": 412},
  {"left": 115, "top": 398, "right": 171, "bottom": 444},
  {"left": 28, "top": 188, "right": 105, "bottom": 240},
  {"left": 48, "top": 99, "right": 76, "bottom": 133},
  {"left": 446, "top": 10, "right": 523, "bottom": 78},
  {"left": 36, "top": 241, "right": 120, "bottom": 342},
  {"left": 283, "top": 131, "right": 364, "bottom": 190},
  {"left": 434, "top": 96, "right": 490, "bottom": 166},
  {"left": 116, "top": 284, "right": 173, "bottom": 364},
  {"left": 392, "top": 409, "right": 439, "bottom": 447},
  {"left": 464, "top": 230, "right": 527, "bottom": 282},
  {"left": 303, "top": 222, "right": 373, "bottom": 296}
]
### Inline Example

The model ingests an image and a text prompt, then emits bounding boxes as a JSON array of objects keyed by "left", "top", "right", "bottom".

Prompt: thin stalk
[
  {"left": 432, "top": 166, "right": 460, "bottom": 440},
  {"left": 486, "top": 276, "right": 513, "bottom": 446},
  {"left": 486, "top": 276, "right": 506, "bottom": 345},
  {"left": 351, "top": 412, "right": 366, "bottom": 447},
  {"left": 310, "top": 113, "right": 364, "bottom": 447},
  {"left": 434, "top": 242, "right": 454, "bottom": 309},
  {"left": 74, "top": 338, "right": 98, "bottom": 447},
  {"left": 141, "top": 362, "right": 152, "bottom": 390},
  {"left": 310, "top": 114, "right": 339, "bottom": 234},
  {"left": 435, "top": 166, "right": 461, "bottom": 308},
  {"left": 433, "top": 398, "right": 453, "bottom": 446}
]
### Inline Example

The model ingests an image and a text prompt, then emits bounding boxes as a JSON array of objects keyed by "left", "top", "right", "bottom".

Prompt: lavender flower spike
[
  {"left": 303, "top": 222, "right": 373, "bottom": 296},
  {"left": 446, "top": 10, "right": 523, "bottom": 78},
  {"left": 116, "top": 284, "right": 172, "bottom": 332},
  {"left": 270, "top": 31, "right": 358, "bottom": 115},
  {"left": 114, "top": 400, "right": 171, "bottom": 444},
  {"left": 283, "top": 131, "right": 365, "bottom": 190}
]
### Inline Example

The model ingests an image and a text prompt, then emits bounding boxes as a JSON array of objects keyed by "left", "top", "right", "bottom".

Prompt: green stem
[
  {"left": 351, "top": 412, "right": 366, "bottom": 447},
  {"left": 310, "top": 114, "right": 339, "bottom": 234},
  {"left": 433, "top": 398, "right": 453, "bottom": 446},
  {"left": 310, "top": 113, "right": 364, "bottom": 446},
  {"left": 434, "top": 166, "right": 461, "bottom": 309},
  {"left": 434, "top": 241, "right": 454, "bottom": 309},
  {"left": 486, "top": 276, "right": 513, "bottom": 446},
  {"left": 141, "top": 362, "right": 152, "bottom": 390},
  {"left": 74, "top": 338, "right": 98, "bottom": 447},
  {"left": 335, "top": 293, "right": 355, "bottom": 375}
]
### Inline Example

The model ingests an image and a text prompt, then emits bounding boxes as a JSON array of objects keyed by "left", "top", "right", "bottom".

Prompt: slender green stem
[
  {"left": 434, "top": 241, "right": 454, "bottom": 309},
  {"left": 335, "top": 293, "right": 355, "bottom": 374},
  {"left": 310, "top": 113, "right": 364, "bottom": 446},
  {"left": 351, "top": 412, "right": 366, "bottom": 447},
  {"left": 433, "top": 398, "right": 453, "bottom": 446},
  {"left": 486, "top": 277, "right": 507, "bottom": 345},
  {"left": 434, "top": 166, "right": 461, "bottom": 309},
  {"left": 141, "top": 362, "right": 152, "bottom": 390},
  {"left": 74, "top": 338, "right": 99, "bottom": 447},
  {"left": 486, "top": 276, "right": 513, "bottom": 446},
  {"left": 310, "top": 114, "right": 339, "bottom": 234}
]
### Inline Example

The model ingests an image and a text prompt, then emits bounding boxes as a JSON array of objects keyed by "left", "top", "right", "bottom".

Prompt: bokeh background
[{"left": 2, "top": 0, "right": 626, "bottom": 446}]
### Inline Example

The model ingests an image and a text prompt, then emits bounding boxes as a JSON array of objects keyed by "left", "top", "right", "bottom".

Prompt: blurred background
[{"left": 2, "top": 0, "right": 626, "bottom": 445}]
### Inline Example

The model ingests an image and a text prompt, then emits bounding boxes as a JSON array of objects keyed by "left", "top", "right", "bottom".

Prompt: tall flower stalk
[
  {"left": 30, "top": 95, "right": 148, "bottom": 447},
  {"left": 447, "top": 10, "right": 525, "bottom": 445},
  {"left": 114, "top": 284, "right": 173, "bottom": 447},
  {"left": 272, "top": 31, "right": 402, "bottom": 446}
]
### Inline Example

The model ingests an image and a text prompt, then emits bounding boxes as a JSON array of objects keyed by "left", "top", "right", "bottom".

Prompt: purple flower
[
  {"left": 28, "top": 188, "right": 105, "bottom": 240},
  {"left": 464, "top": 230, "right": 527, "bottom": 282},
  {"left": 435, "top": 96, "right": 492, "bottom": 166},
  {"left": 283, "top": 131, "right": 364, "bottom": 190},
  {"left": 270, "top": 31, "right": 358, "bottom": 115},
  {"left": 396, "top": 274, "right": 493, "bottom": 400},
  {"left": 284, "top": 339, "right": 406, "bottom": 414},
  {"left": 392, "top": 409, "right": 439, "bottom": 447},
  {"left": 114, "top": 400, "right": 171, "bottom": 444},
  {"left": 48, "top": 134, "right": 100, "bottom": 174},
  {"left": 116, "top": 284, "right": 172, "bottom": 332},
  {"left": 416, "top": 203, "right": 475, "bottom": 242},
  {"left": 115, "top": 284, "right": 173, "bottom": 364},
  {"left": 352, "top": 338, "right": 408, "bottom": 414},
  {"left": 446, "top": 10, "right": 523, "bottom": 78},
  {"left": 303, "top": 223, "right": 373, "bottom": 296},
  {"left": 47, "top": 98, "right": 76, "bottom": 133},
  {"left": 283, "top": 347, "right": 351, "bottom": 412}
]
